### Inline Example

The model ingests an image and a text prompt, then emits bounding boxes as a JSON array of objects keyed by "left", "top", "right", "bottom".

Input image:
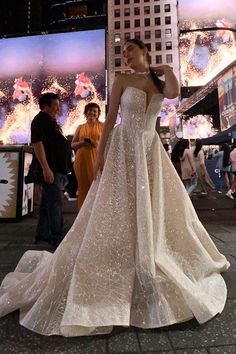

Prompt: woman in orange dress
[{"left": 71, "top": 102, "right": 103, "bottom": 209}]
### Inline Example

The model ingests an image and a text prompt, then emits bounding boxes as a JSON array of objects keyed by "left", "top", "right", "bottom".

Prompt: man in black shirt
[{"left": 31, "top": 92, "right": 71, "bottom": 247}]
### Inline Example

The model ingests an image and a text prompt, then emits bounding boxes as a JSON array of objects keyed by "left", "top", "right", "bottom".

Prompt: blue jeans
[
  {"left": 184, "top": 178, "right": 197, "bottom": 195},
  {"left": 36, "top": 173, "right": 68, "bottom": 244}
]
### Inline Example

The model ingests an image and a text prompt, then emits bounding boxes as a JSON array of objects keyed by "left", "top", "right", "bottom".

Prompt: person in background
[
  {"left": 163, "top": 142, "right": 171, "bottom": 158},
  {"left": 31, "top": 92, "right": 72, "bottom": 247},
  {"left": 71, "top": 102, "right": 103, "bottom": 209},
  {"left": 193, "top": 139, "right": 215, "bottom": 194},
  {"left": 213, "top": 143, "right": 231, "bottom": 192},
  {"left": 226, "top": 141, "right": 236, "bottom": 199},
  {"left": 178, "top": 139, "right": 197, "bottom": 195},
  {"left": 171, "top": 139, "right": 183, "bottom": 177}
]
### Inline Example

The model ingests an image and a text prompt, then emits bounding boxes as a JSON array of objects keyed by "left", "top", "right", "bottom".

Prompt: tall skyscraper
[{"left": 107, "top": 0, "right": 179, "bottom": 90}]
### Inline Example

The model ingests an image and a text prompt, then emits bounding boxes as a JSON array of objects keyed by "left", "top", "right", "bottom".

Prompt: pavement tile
[
  {"left": 168, "top": 299, "right": 236, "bottom": 349},
  {"left": 222, "top": 272, "right": 236, "bottom": 299},
  {"left": 137, "top": 331, "right": 172, "bottom": 352},
  {"left": 108, "top": 330, "right": 139, "bottom": 353},
  {"left": 176, "top": 349, "right": 208, "bottom": 354},
  {"left": 4, "top": 327, "right": 106, "bottom": 354},
  {"left": 209, "top": 345, "right": 236, "bottom": 353}
]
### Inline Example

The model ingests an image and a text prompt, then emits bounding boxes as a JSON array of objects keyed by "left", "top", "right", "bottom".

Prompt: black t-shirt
[{"left": 31, "top": 111, "right": 72, "bottom": 175}]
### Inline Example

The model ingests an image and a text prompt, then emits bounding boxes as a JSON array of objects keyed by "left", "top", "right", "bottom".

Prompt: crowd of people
[{"left": 170, "top": 138, "right": 236, "bottom": 198}]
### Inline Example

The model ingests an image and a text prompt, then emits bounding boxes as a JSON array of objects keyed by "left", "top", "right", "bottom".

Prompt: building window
[
  {"left": 115, "top": 58, "right": 121, "bottom": 67},
  {"left": 144, "top": 0, "right": 150, "bottom": 2},
  {"left": 154, "top": 5, "right": 160, "bottom": 13},
  {"left": 114, "top": 21, "right": 120, "bottom": 30},
  {"left": 144, "top": 6, "right": 150, "bottom": 14},
  {"left": 124, "top": 0, "right": 130, "bottom": 3},
  {"left": 114, "top": 33, "right": 121, "bottom": 43},
  {"left": 124, "top": 32, "right": 130, "bottom": 40},
  {"left": 145, "top": 30, "right": 151, "bottom": 40},
  {"left": 155, "top": 42, "right": 162, "bottom": 51},
  {"left": 155, "top": 29, "right": 161, "bottom": 38},
  {"left": 134, "top": 0, "right": 140, "bottom": 3},
  {"left": 166, "top": 41, "right": 172, "bottom": 50},
  {"left": 124, "top": 20, "right": 130, "bottom": 28},
  {"left": 115, "top": 46, "right": 121, "bottom": 54},
  {"left": 166, "top": 54, "right": 173, "bottom": 63},
  {"left": 155, "top": 17, "right": 161, "bottom": 25},
  {"left": 134, "top": 19, "right": 140, "bottom": 27},
  {"left": 165, "top": 16, "right": 171, "bottom": 25},
  {"left": 164, "top": 4, "right": 171, "bottom": 12},
  {"left": 144, "top": 18, "right": 150, "bottom": 26},
  {"left": 134, "top": 7, "right": 140, "bottom": 15},
  {"left": 115, "top": 71, "right": 121, "bottom": 76},
  {"left": 165, "top": 28, "right": 172, "bottom": 38},
  {"left": 114, "top": 0, "right": 120, "bottom": 5},
  {"left": 146, "top": 43, "right": 151, "bottom": 51},
  {"left": 134, "top": 32, "right": 141, "bottom": 39},
  {"left": 124, "top": 8, "right": 130, "bottom": 16},
  {"left": 156, "top": 55, "right": 162, "bottom": 64},
  {"left": 114, "top": 9, "right": 120, "bottom": 17}
]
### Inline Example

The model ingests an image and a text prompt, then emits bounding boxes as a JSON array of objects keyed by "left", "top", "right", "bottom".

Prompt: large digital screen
[
  {"left": 179, "top": 0, "right": 236, "bottom": 31},
  {"left": 0, "top": 30, "right": 106, "bottom": 144},
  {"left": 180, "top": 30, "right": 236, "bottom": 86},
  {"left": 218, "top": 66, "right": 236, "bottom": 130},
  {"left": 182, "top": 115, "right": 214, "bottom": 139}
]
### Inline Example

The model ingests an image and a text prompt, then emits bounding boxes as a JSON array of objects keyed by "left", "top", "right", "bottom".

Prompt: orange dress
[{"left": 74, "top": 121, "right": 102, "bottom": 209}]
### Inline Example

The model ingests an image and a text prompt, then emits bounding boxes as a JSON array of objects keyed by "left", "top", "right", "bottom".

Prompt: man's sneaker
[{"left": 226, "top": 190, "right": 234, "bottom": 200}]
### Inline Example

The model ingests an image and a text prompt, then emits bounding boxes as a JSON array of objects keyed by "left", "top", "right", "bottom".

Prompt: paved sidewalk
[{"left": 0, "top": 191, "right": 235, "bottom": 354}]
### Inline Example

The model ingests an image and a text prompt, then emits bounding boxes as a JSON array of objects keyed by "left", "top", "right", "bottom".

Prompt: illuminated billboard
[
  {"left": 182, "top": 115, "right": 214, "bottom": 139},
  {"left": 0, "top": 30, "right": 106, "bottom": 144},
  {"left": 218, "top": 66, "right": 236, "bottom": 130},
  {"left": 180, "top": 30, "right": 236, "bottom": 86},
  {"left": 179, "top": 0, "right": 236, "bottom": 31}
]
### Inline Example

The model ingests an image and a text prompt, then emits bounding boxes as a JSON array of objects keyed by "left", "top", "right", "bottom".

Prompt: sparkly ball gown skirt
[{"left": 0, "top": 87, "right": 229, "bottom": 336}]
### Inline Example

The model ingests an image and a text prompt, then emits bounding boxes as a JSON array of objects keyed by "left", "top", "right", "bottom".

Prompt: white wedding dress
[{"left": 0, "top": 87, "right": 229, "bottom": 337}]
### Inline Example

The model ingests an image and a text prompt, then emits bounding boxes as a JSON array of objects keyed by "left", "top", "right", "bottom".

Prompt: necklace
[{"left": 133, "top": 70, "right": 150, "bottom": 75}]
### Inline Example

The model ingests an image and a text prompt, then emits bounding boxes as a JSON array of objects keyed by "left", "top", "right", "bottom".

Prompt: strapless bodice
[{"left": 120, "top": 86, "right": 164, "bottom": 132}]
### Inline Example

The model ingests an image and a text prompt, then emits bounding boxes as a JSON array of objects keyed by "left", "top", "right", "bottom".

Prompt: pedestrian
[
  {"left": 226, "top": 141, "right": 236, "bottom": 199},
  {"left": 31, "top": 92, "right": 72, "bottom": 247},
  {"left": 71, "top": 102, "right": 103, "bottom": 209},
  {"left": 178, "top": 139, "right": 197, "bottom": 195},
  {"left": 194, "top": 139, "right": 215, "bottom": 194},
  {"left": 171, "top": 139, "right": 183, "bottom": 177},
  {"left": 0, "top": 39, "right": 229, "bottom": 337},
  {"left": 213, "top": 143, "right": 232, "bottom": 191}
]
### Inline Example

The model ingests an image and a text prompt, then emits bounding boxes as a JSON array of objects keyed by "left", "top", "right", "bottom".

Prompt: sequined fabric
[{"left": 0, "top": 87, "right": 229, "bottom": 336}]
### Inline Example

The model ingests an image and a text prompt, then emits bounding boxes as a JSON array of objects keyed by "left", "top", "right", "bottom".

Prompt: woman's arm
[
  {"left": 94, "top": 75, "right": 124, "bottom": 178},
  {"left": 152, "top": 65, "right": 180, "bottom": 99},
  {"left": 187, "top": 149, "right": 197, "bottom": 176},
  {"left": 199, "top": 150, "right": 207, "bottom": 176},
  {"left": 71, "top": 125, "right": 85, "bottom": 151}
]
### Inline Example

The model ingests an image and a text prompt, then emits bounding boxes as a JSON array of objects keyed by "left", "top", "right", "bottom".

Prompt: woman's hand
[
  {"left": 94, "top": 154, "right": 104, "bottom": 180},
  {"left": 90, "top": 139, "right": 98, "bottom": 148},
  {"left": 150, "top": 65, "right": 172, "bottom": 77}
]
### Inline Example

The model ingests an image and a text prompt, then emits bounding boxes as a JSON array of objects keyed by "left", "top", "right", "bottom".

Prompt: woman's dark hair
[
  {"left": 125, "top": 38, "right": 164, "bottom": 93},
  {"left": 178, "top": 139, "right": 189, "bottom": 159},
  {"left": 220, "top": 143, "right": 230, "bottom": 167},
  {"left": 194, "top": 139, "right": 202, "bottom": 157},
  {"left": 84, "top": 102, "right": 101, "bottom": 118},
  {"left": 39, "top": 92, "right": 59, "bottom": 110},
  {"left": 232, "top": 141, "right": 236, "bottom": 149}
]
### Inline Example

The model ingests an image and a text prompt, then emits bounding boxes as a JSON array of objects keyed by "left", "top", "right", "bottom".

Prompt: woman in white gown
[{"left": 0, "top": 39, "right": 229, "bottom": 337}]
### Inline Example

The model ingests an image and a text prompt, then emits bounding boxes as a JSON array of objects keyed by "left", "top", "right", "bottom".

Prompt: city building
[{"left": 107, "top": 0, "right": 179, "bottom": 91}]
